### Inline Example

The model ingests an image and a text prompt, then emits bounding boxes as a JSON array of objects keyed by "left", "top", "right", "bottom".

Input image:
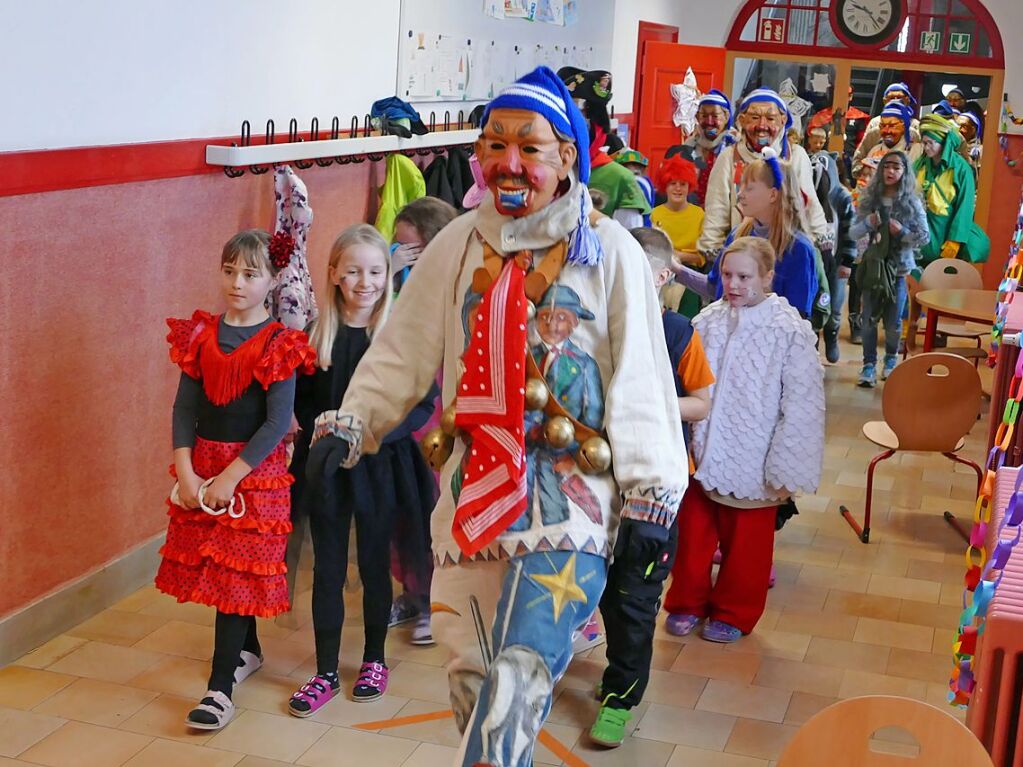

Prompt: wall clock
[{"left": 830, "top": 0, "right": 906, "bottom": 48}]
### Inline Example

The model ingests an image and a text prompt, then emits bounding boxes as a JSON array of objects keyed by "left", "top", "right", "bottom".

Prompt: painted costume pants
[
  {"left": 664, "top": 483, "right": 776, "bottom": 634},
  {"left": 432, "top": 551, "right": 607, "bottom": 767}
]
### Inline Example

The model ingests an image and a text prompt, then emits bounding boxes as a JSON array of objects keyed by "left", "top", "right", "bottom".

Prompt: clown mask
[
  {"left": 879, "top": 116, "right": 906, "bottom": 148},
  {"left": 884, "top": 89, "right": 910, "bottom": 107},
  {"left": 947, "top": 90, "right": 966, "bottom": 112},
  {"left": 697, "top": 104, "right": 729, "bottom": 140},
  {"left": 740, "top": 104, "right": 784, "bottom": 151},
  {"left": 956, "top": 114, "right": 977, "bottom": 143},
  {"left": 477, "top": 108, "right": 577, "bottom": 218}
]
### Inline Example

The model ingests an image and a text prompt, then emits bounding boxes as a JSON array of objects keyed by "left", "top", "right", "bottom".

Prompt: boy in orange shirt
[{"left": 591, "top": 227, "right": 714, "bottom": 748}]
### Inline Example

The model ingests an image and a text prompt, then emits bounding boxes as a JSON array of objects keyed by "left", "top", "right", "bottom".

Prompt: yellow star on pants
[{"left": 529, "top": 554, "right": 587, "bottom": 622}]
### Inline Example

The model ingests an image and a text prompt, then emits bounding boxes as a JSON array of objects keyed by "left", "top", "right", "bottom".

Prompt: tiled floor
[{"left": 0, "top": 338, "right": 989, "bottom": 766}]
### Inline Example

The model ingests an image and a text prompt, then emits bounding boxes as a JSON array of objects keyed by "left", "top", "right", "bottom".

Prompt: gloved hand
[
  {"left": 940, "top": 240, "right": 962, "bottom": 259},
  {"left": 306, "top": 435, "right": 350, "bottom": 483},
  {"left": 613, "top": 517, "right": 670, "bottom": 579}
]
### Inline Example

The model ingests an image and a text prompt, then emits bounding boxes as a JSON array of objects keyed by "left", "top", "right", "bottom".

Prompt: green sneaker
[{"left": 589, "top": 704, "right": 632, "bottom": 748}]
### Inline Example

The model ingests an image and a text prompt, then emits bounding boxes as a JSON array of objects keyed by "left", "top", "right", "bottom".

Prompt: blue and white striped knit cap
[
  {"left": 880, "top": 102, "right": 914, "bottom": 145},
  {"left": 960, "top": 111, "right": 983, "bottom": 139},
  {"left": 699, "top": 89, "right": 733, "bottom": 127},
  {"left": 480, "top": 65, "right": 602, "bottom": 266},
  {"left": 739, "top": 88, "right": 793, "bottom": 158},
  {"left": 885, "top": 82, "right": 918, "bottom": 106}
]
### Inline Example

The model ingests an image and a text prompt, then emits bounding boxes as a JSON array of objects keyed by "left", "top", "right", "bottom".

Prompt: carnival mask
[
  {"left": 956, "top": 114, "right": 977, "bottom": 142},
  {"left": 697, "top": 105, "right": 728, "bottom": 140},
  {"left": 878, "top": 116, "right": 906, "bottom": 148},
  {"left": 741, "top": 105, "right": 783, "bottom": 150},
  {"left": 477, "top": 108, "right": 577, "bottom": 218},
  {"left": 884, "top": 89, "right": 910, "bottom": 107}
]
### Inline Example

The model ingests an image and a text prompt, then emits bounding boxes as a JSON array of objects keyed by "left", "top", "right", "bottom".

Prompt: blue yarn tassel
[{"left": 566, "top": 191, "right": 604, "bottom": 266}]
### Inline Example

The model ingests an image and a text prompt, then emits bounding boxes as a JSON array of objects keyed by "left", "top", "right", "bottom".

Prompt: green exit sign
[{"left": 949, "top": 32, "right": 971, "bottom": 54}]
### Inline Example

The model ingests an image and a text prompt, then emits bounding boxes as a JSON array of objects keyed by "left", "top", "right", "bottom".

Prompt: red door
[{"left": 636, "top": 43, "right": 727, "bottom": 165}]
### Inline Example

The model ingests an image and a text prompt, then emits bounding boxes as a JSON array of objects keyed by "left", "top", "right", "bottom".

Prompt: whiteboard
[{"left": 397, "top": 0, "right": 614, "bottom": 105}]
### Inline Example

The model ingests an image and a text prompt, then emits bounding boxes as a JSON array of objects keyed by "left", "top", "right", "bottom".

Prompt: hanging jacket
[
  {"left": 375, "top": 153, "right": 426, "bottom": 242},
  {"left": 270, "top": 165, "right": 318, "bottom": 331}
]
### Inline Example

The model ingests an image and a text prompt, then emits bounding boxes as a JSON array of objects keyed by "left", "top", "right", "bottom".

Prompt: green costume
[
  {"left": 588, "top": 160, "right": 651, "bottom": 217},
  {"left": 914, "top": 115, "right": 989, "bottom": 264}
]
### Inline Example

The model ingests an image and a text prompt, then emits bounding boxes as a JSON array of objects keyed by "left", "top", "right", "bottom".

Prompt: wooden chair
[
  {"left": 778, "top": 696, "right": 994, "bottom": 766},
  {"left": 906, "top": 260, "right": 988, "bottom": 364},
  {"left": 840, "top": 353, "right": 983, "bottom": 543}
]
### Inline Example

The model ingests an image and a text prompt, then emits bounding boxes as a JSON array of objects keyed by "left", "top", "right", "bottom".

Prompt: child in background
[
  {"left": 614, "top": 149, "right": 655, "bottom": 225},
  {"left": 850, "top": 150, "right": 929, "bottom": 387},
  {"left": 674, "top": 151, "right": 820, "bottom": 320},
  {"left": 588, "top": 226, "right": 714, "bottom": 748},
  {"left": 160, "top": 230, "right": 316, "bottom": 730},
  {"left": 652, "top": 155, "right": 706, "bottom": 319},
  {"left": 288, "top": 225, "right": 438, "bottom": 714},
  {"left": 847, "top": 154, "right": 881, "bottom": 344},
  {"left": 386, "top": 196, "right": 456, "bottom": 645},
  {"left": 668, "top": 236, "right": 824, "bottom": 643}
]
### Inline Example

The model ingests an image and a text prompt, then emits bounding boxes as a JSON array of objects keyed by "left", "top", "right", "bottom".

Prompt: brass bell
[
  {"left": 576, "top": 436, "right": 612, "bottom": 474},
  {"left": 440, "top": 403, "right": 460, "bottom": 437},
  {"left": 544, "top": 416, "right": 575, "bottom": 450},
  {"left": 420, "top": 427, "right": 454, "bottom": 472},
  {"left": 526, "top": 300, "right": 536, "bottom": 321},
  {"left": 524, "top": 378, "right": 549, "bottom": 411}
]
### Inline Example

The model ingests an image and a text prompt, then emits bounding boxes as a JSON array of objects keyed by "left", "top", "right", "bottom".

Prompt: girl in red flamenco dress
[{"left": 158, "top": 229, "right": 315, "bottom": 730}]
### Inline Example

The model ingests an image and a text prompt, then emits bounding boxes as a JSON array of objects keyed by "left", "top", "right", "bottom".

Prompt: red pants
[{"left": 663, "top": 482, "right": 776, "bottom": 634}]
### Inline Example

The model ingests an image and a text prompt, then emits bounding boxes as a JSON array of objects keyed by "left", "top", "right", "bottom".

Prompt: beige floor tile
[
  {"left": 229, "top": 672, "right": 307, "bottom": 718},
  {"left": 573, "top": 733, "right": 676, "bottom": 767},
  {"left": 796, "top": 566, "right": 871, "bottom": 594},
  {"left": 866, "top": 574, "right": 941, "bottom": 603},
  {"left": 20, "top": 720, "right": 152, "bottom": 767},
  {"left": 140, "top": 596, "right": 218, "bottom": 627},
  {"left": 305, "top": 689, "right": 410, "bottom": 728},
  {"left": 254, "top": 636, "right": 315, "bottom": 678},
  {"left": 696, "top": 680, "right": 791, "bottom": 724},
  {"left": 122, "top": 738, "right": 243, "bottom": 767},
  {"left": 635, "top": 702, "right": 736, "bottom": 750},
  {"left": 753, "top": 658, "right": 844, "bottom": 697},
  {"left": 111, "top": 586, "right": 163, "bottom": 613},
  {"left": 932, "top": 628, "right": 958, "bottom": 655},
  {"left": 783, "top": 692, "right": 839, "bottom": 726},
  {"left": 234, "top": 758, "right": 294, "bottom": 767},
  {"left": 295, "top": 727, "right": 416, "bottom": 767},
  {"left": 666, "top": 746, "right": 769, "bottom": 766},
  {"left": 905, "top": 558, "right": 965, "bottom": 583},
  {"left": 725, "top": 631, "right": 811, "bottom": 662},
  {"left": 384, "top": 662, "right": 451, "bottom": 706},
  {"left": 885, "top": 648, "right": 955, "bottom": 684},
  {"left": 836, "top": 548, "right": 910, "bottom": 577},
  {"left": 66, "top": 609, "right": 167, "bottom": 647},
  {"left": 401, "top": 742, "right": 459, "bottom": 767},
  {"left": 774, "top": 609, "right": 858, "bottom": 641},
  {"left": 0, "top": 707, "right": 67, "bottom": 758},
  {"left": 47, "top": 641, "right": 164, "bottom": 684},
  {"left": 133, "top": 620, "right": 214, "bottom": 661},
  {"left": 772, "top": 543, "right": 842, "bottom": 568},
  {"left": 534, "top": 722, "right": 582, "bottom": 765},
  {"left": 671, "top": 643, "right": 761, "bottom": 685},
  {"left": 838, "top": 669, "right": 928, "bottom": 699},
  {"left": 118, "top": 693, "right": 219, "bottom": 744},
  {"left": 13, "top": 636, "right": 87, "bottom": 670},
  {"left": 897, "top": 599, "right": 961, "bottom": 630},
  {"left": 557, "top": 656, "right": 605, "bottom": 693},
  {"left": 724, "top": 719, "right": 799, "bottom": 761},
  {"left": 0, "top": 667, "right": 76, "bottom": 711},
  {"left": 127, "top": 655, "right": 212, "bottom": 698},
  {"left": 821, "top": 591, "right": 903, "bottom": 622},
  {"left": 940, "top": 581, "right": 967, "bottom": 606},
  {"left": 34, "top": 677, "right": 158, "bottom": 728},
  {"left": 803, "top": 637, "right": 891, "bottom": 674},
  {"left": 207, "top": 710, "right": 328, "bottom": 762},
  {"left": 641, "top": 668, "right": 708, "bottom": 709},
  {"left": 546, "top": 687, "right": 599, "bottom": 730},
  {"left": 854, "top": 617, "right": 934, "bottom": 652},
  {"left": 359, "top": 698, "right": 462, "bottom": 749},
  {"left": 0, "top": 758, "right": 43, "bottom": 766},
  {"left": 764, "top": 584, "right": 830, "bottom": 612}
]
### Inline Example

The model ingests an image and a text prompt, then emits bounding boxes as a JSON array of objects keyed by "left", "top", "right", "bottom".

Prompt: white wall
[{"left": 3, "top": 0, "right": 402, "bottom": 152}]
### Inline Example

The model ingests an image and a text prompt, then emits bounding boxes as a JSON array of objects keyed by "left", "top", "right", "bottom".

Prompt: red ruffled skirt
[{"left": 155, "top": 437, "right": 293, "bottom": 618}]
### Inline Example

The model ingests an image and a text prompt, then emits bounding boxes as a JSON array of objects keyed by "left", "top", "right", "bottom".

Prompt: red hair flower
[{"left": 268, "top": 231, "right": 295, "bottom": 270}]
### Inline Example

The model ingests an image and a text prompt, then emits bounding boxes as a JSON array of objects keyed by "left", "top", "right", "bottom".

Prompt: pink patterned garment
[{"left": 270, "top": 165, "right": 318, "bottom": 331}]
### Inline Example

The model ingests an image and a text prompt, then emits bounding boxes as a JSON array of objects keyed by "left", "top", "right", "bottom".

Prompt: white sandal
[
  {"left": 234, "top": 650, "right": 263, "bottom": 685},
  {"left": 185, "top": 689, "right": 235, "bottom": 730}
]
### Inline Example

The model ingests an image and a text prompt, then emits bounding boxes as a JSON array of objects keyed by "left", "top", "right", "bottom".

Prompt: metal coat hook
[
  {"left": 309, "top": 117, "right": 332, "bottom": 168},
  {"left": 223, "top": 120, "right": 251, "bottom": 177},
  {"left": 250, "top": 119, "right": 274, "bottom": 174},
  {"left": 428, "top": 111, "right": 437, "bottom": 132},
  {"left": 347, "top": 116, "right": 364, "bottom": 163},
  {"left": 364, "top": 114, "right": 386, "bottom": 162},
  {"left": 457, "top": 110, "right": 465, "bottom": 130},
  {"left": 290, "top": 118, "right": 314, "bottom": 169},
  {"left": 443, "top": 111, "right": 451, "bottom": 131}
]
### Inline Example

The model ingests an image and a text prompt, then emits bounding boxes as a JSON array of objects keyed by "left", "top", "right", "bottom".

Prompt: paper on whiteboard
[
  {"left": 563, "top": 0, "right": 579, "bottom": 26},
  {"left": 535, "top": 0, "right": 564, "bottom": 25},
  {"left": 504, "top": 0, "right": 531, "bottom": 18},
  {"left": 484, "top": 0, "right": 504, "bottom": 19}
]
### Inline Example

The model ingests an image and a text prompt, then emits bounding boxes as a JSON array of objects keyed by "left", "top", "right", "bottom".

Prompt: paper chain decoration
[{"left": 949, "top": 188, "right": 1023, "bottom": 707}]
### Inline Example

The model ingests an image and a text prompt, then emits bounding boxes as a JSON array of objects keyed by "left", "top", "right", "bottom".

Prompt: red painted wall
[
  {"left": 0, "top": 161, "right": 387, "bottom": 618},
  {"left": 982, "top": 135, "right": 1023, "bottom": 288}
]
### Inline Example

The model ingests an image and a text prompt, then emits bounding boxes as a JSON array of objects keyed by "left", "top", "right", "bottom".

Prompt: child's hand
[
  {"left": 392, "top": 243, "right": 423, "bottom": 272},
  {"left": 868, "top": 212, "right": 882, "bottom": 228},
  {"left": 176, "top": 472, "right": 203, "bottom": 510},
  {"left": 888, "top": 218, "right": 903, "bottom": 236},
  {"left": 203, "top": 474, "right": 240, "bottom": 510},
  {"left": 838, "top": 266, "right": 852, "bottom": 279},
  {"left": 675, "top": 250, "right": 703, "bottom": 267}
]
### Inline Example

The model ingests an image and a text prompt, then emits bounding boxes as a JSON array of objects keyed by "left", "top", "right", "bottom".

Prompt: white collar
[{"left": 475, "top": 173, "right": 590, "bottom": 254}]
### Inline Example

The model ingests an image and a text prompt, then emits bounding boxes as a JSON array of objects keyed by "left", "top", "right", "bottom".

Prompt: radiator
[{"left": 966, "top": 466, "right": 1023, "bottom": 765}]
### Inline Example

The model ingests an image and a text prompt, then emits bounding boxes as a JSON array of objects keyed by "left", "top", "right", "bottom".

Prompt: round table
[{"left": 915, "top": 288, "right": 997, "bottom": 352}]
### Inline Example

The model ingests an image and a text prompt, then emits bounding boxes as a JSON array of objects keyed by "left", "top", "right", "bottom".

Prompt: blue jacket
[{"left": 662, "top": 310, "right": 693, "bottom": 447}]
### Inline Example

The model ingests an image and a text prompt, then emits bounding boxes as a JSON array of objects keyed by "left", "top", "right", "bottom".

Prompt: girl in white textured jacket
[{"left": 669, "top": 236, "right": 825, "bottom": 643}]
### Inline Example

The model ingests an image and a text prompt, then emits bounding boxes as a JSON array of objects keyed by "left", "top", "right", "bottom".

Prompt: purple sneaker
[
  {"left": 701, "top": 620, "right": 743, "bottom": 643},
  {"left": 353, "top": 661, "right": 389, "bottom": 702},
  {"left": 665, "top": 613, "right": 701, "bottom": 637},
  {"left": 288, "top": 674, "right": 339, "bottom": 718}
]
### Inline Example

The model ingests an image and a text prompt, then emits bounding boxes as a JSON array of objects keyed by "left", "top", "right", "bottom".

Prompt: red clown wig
[{"left": 654, "top": 155, "right": 698, "bottom": 194}]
